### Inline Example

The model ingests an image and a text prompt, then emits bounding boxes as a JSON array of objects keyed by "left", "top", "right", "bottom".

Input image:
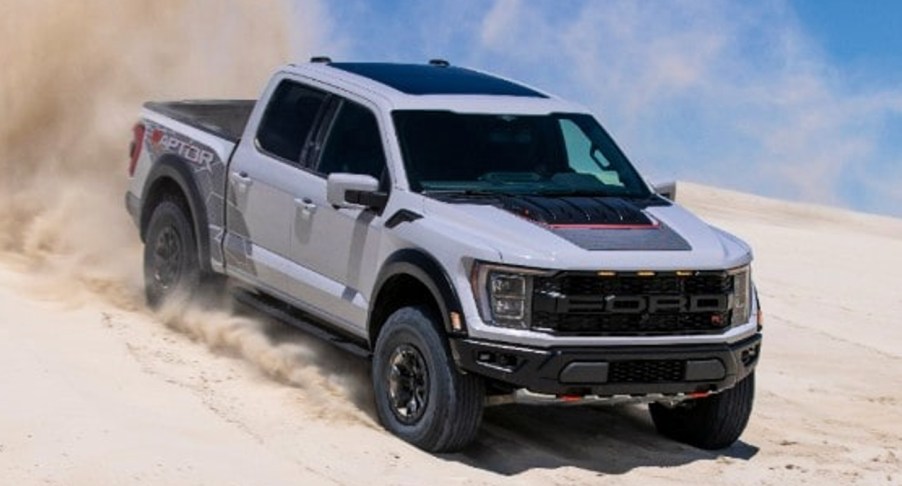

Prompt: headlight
[
  {"left": 729, "top": 265, "right": 752, "bottom": 325},
  {"left": 471, "top": 263, "right": 553, "bottom": 329}
]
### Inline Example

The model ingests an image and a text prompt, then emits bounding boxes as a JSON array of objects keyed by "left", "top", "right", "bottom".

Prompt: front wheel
[
  {"left": 649, "top": 372, "right": 755, "bottom": 450},
  {"left": 372, "top": 306, "right": 485, "bottom": 452}
]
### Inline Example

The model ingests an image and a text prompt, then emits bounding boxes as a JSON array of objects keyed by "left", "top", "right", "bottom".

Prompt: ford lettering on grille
[{"left": 603, "top": 294, "right": 729, "bottom": 314}]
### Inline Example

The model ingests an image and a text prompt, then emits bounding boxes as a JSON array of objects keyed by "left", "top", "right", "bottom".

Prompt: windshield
[{"left": 392, "top": 111, "right": 652, "bottom": 198}]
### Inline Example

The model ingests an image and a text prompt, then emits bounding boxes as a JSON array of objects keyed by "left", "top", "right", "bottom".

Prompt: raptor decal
[{"left": 143, "top": 121, "right": 256, "bottom": 275}]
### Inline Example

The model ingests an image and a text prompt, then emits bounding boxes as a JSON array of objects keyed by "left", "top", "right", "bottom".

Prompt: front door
[{"left": 288, "top": 98, "right": 388, "bottom": 331}]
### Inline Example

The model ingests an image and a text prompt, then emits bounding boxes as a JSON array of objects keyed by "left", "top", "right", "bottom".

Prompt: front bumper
[{"left": 450, "top": 333, "right": 761, "bottom": 396}]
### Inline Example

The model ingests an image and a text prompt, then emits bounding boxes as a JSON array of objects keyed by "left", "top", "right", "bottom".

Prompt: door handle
[
  {"left": 230, "top": 171, "right": 253, "bottom": 188},
  {"left": 294, "top": 197, "right": 317, "bottom": 213}
]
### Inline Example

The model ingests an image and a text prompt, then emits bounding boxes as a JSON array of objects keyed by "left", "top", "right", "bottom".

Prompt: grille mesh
[
  {"left": 532, "top": 312, "right": 728, "bottom": 335},
  {"left": 535, "top": 273, "right": 731, "bottom": 296},
  {"left": 608, "top": 360, "right": 686, "bottom": 383}
]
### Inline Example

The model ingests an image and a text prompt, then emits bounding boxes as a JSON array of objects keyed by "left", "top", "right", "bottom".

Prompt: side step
[{"left": 231, "top": 288, "right": 371, "bottom": 359}]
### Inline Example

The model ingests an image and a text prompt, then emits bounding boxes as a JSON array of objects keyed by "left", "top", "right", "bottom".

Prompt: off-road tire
[
  {"left": 372, "top": 306, "right": 484, "bottom": 452},
  {"left": 143, "top": 197, "right": 201, "bottom": 308},
  {"left": 649, "top": 372, "right": 755, "bottom": 450}
]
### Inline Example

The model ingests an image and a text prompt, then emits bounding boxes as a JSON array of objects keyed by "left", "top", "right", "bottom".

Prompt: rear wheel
[
  {"left": 143, "top": 198, "right": 201, "bottom": 308},
  {"left": 372, "top": 306, "right": 485, "bottom": 452},
  {"left": 649, "top": 372, "right": 755, "bottom": 450}
]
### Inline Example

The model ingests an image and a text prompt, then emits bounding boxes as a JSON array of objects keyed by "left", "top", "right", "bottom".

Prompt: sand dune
[{"left": 0, "top": 183, "right": 899, "bottom": 485}]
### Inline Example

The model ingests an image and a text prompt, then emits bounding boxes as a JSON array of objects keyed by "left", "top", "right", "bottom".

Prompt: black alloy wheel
[
  {"left": 387, "top": 343, "right": 430, "bottom": 424},
  {"left": 151, "top": 225, "right": 183, "bottom": 292}
]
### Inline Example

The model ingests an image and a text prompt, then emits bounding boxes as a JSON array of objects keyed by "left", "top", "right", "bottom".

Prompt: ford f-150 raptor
[{"left": 125, "top": 59, "right": 762, "bottom": 452}]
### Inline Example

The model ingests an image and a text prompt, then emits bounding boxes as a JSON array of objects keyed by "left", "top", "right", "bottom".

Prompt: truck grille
[
  {"left": 608, "top": 360, "right": 685, "bottom": 383},
  {"left": 531, "top": 271, "right": 733, "bottom": 336}
]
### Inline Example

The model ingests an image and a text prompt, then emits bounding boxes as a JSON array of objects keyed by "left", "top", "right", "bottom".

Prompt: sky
[{"left": 289, "top": 0, "right": 902, "bottom": 217}]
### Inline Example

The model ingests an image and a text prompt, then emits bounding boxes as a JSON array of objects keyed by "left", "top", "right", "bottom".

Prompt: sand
[{"left": 0, "top": 183, "right": 899, "bottom": 485}]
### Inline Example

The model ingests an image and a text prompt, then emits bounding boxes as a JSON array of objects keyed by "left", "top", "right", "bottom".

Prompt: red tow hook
[{"left": 558, "top": 394, "right": 584, "bottom": 403}]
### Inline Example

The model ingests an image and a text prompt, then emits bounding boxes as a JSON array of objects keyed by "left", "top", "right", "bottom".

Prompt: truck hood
[{"left": 421, "top": 195, "right": 752, "bottom": 271}]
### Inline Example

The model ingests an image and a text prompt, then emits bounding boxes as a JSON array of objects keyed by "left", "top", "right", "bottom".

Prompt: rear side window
[
  {"left": 316, "top": 101, "right": 387, "bottom": 180},
  {"left": 256, "top": 80, "right": 327, "bottom": 162}
]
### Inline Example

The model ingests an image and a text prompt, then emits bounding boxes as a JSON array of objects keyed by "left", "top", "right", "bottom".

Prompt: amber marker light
[{"left": 450, "top": 312, "right": 463, "bottom": 332}]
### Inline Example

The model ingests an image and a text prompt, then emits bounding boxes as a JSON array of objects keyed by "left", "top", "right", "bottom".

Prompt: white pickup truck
[{"left": 125, "top": 59, "right": 762, "bottom": 452}]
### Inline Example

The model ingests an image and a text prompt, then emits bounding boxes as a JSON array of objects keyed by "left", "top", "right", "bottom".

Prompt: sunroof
[{"left": 329, "top": 63, "right": 547, "bottom": 98}]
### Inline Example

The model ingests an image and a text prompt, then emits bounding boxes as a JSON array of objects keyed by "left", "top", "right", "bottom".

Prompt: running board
[{"left": 231, "top": 288, "right": 371, "bottom": 359}]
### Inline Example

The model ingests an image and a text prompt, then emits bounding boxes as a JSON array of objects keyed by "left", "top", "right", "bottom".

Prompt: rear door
[{"left": 224, "top": 78, "right": 329, "bottom": 294}]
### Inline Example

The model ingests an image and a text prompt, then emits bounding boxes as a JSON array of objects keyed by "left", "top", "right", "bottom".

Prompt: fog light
[{"left": 477, "top": 352, "right": 494, "bottom": 363}]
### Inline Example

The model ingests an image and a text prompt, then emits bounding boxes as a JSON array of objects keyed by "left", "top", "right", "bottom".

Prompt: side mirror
[
  {"left": 326, "top": 173, "right": 387, "bottom": 210},
  {"left": 652, "top": 181, "right": 677, "bottom": 200}
]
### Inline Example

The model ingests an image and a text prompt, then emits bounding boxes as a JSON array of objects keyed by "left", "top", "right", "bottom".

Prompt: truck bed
[{"left": 144, "top": 100, "right": 255, "bottom": 143}]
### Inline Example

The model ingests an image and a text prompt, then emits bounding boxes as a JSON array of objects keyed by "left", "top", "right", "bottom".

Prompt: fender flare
[
  {"left": 139, "top": 155, "right": 212, "bottom": 272},
  {"left": 370, "top": 248, "right": 468, "bottom": 340}
]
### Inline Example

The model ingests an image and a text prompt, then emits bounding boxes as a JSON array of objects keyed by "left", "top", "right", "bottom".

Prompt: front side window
[
  {"left": 317, "top": 101, "right": 387, "bottom": 180},
  {"left": 392, "top": 111, "right": 650, "bottom": 198},
  {"left": 256, "top": 80, "right": 327, "bottom": 162}
]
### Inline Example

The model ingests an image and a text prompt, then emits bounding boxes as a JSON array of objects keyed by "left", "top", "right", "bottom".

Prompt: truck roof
[
  {"left": 328, "top": 62, "right": 547, "bottom": 98},
  {"left": 282, "top": 61, "right": 590, "bottom": 115}
]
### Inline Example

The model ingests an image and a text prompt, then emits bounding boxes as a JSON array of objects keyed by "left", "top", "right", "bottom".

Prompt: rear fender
[{"left": 140, "top": 156, "right": 212, "bottom": 273}]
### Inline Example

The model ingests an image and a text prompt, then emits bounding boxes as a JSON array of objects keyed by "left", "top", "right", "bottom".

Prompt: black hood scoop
[
  {"left": 498, "top": 195, "right": 654, "bottom": 227},
  {"left": 494, "top": 195, "right": 691, "bottom": 251}
]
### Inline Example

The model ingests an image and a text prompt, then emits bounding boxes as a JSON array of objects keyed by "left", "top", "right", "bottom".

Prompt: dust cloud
[
  {"left": 0, "top": 0, "right": 368, "bottom": 420},
  {"left": 0, "top": 0, "right": 288, "bottom": 279},
  {"left": 158, "top": 294, "right": 374, "bottom": 423}
]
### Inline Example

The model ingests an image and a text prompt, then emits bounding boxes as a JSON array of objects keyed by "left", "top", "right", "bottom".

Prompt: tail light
[{"left": 128, "top": 122, "right": 146, "bottom": 177}]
